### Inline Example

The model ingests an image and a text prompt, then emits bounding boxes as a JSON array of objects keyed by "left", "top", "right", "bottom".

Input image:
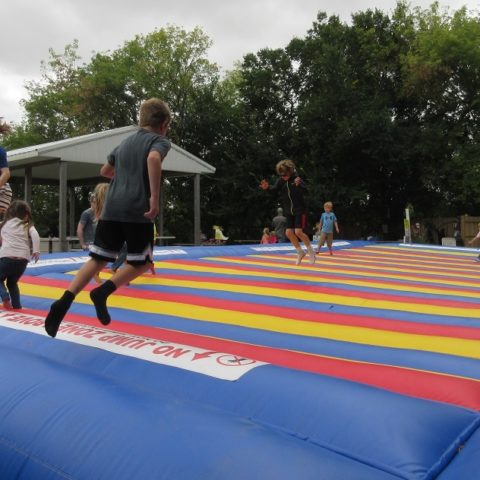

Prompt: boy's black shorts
[
  {"left": 285, "top": 213, "right": 307, "bottom": 230},
  {"left": 89, "top": 220, "right": 154, "bottom": 265}
]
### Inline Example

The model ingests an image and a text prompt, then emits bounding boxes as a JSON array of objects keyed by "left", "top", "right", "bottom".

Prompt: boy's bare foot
[
  {"left": 308, "top": 250, "right": 316, "bottom": 264},
  {"left": 296, "top": 250, "right": 306, "bottom": 265}
]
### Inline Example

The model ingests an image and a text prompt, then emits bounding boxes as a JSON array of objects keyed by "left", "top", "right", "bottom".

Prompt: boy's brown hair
[
  {"left": 0, "top": 118, "right": 12, "bottom": 135},
  {"left": 324, "top": 201, "right": 333, "bottom": 208},
  {"left": 139, "top": 98, "right": 172, "bottom": 128},
  {"left": 0, "top": 200, "right": 33, "bottom": 233},
  {"left": 276, "top": 159, "right": 296, "bottom": 176}
]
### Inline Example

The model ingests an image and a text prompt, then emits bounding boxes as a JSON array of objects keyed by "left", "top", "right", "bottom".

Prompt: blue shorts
[{"left": 89, "top": 220, "right": 154, "bottom": 265}]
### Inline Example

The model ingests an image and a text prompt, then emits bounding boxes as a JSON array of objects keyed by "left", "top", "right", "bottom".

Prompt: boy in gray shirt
[{"left": 45, "top": 98, "right": 171, "bottom": 337}]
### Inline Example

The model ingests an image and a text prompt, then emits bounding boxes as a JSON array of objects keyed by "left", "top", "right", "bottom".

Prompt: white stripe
[
  {"left": 0, "top": 311, "right": 267, "bottom": 381},
  {"left": 89, "top": 244, "right": 119, "bottom": 259}
]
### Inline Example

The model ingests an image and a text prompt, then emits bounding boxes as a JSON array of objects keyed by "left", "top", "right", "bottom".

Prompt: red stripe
[
  {"left": 222, "top": 255, "right": 480, "bottom": 282},
  {"left": 191, "top": 256, "right": 480, "bottom": 290},
  {"left": 21, "top": 307, "right": 480, "bottom": 411},
  {"left": 21, "top": 275, "right": 480, "bottom": 340},
  {"left": 227, "top": 252, "right": 476, "bottom": 274},
  {"left": 134, "top": 260, "right": 480, "bottom": 309},
  {"left": 340, "top": 249, "right": 475, "bottom": 265},
  {"left": 329, "top": 253, "right": 480, "bottom": 273},
  {"left": 347, "top": 247, "right": 476, "bottom": 263},
  {"left": 188, "top": 257, "right": 480, "bottom": 296}
]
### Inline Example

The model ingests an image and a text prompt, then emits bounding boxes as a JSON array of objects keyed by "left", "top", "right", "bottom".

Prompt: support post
[
  {"left": 404, "top": 208, "right": 411, "bottom": 244},
  {"left": 193, "top": 173, "right": 201, "bottom": 246},
  {"left": 59, "top": 161, "right": 68, "bottom": 251},
  {"left": 158, "top": 177, "right": 165, "bottom": 244},
  {"left": 24, "top": 166, "right": 32, "bottom": 204},
  {"left": 68, "top": 187, "right": 75, "bottom": 236}
]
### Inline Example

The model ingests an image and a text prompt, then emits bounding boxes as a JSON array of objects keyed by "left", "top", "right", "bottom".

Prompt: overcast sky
[{"left": 2, "top": 0, "right": 478, "bottom": 124}]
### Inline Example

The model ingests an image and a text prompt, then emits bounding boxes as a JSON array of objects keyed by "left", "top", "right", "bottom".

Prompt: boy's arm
[
  {"left": 76, "top": 222, "right": 86, "bottom": 249},
  {"left": 468, "top": 230, "right": 480, "bottom": 244},
  {"left": 29, "top": 226, "right": 41, "bottom": 262},
  {"left": 269, "top": 178, "right": 283, "bottom": 191},
  {"left": 100, "top": 163, "right": 115, "bottom": 179},
  {"left": 294, "top": 177, "right": 306, "bottom": 188},
  {"left": 76, "top": 212, "right": 88, "bottom": 249},
  {"left": 0, "top": 167, "right": 10, "bottom": 188},
  {"left": 144, "top": 150, "right": 162, "bottom": 219},
  {"left": 334, "top": 221, "right": 340, "bottom": 233}
]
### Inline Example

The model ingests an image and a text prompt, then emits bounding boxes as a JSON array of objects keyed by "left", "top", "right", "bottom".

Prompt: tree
[
  {"left": 10, "top": 3, "right": 480, "bottom": 242},
  {"left": 21, "top": 41, "right": 82, "bottom": 141}
]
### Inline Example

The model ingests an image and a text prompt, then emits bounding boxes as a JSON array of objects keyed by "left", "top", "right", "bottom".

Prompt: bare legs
[
  {"left": 45, "top": 258, "right": 151, "bottom": 337},
  {"left": 89, "top": 262, "right": 150, "bottom": 325},
  {"left": 286, "top": 228, "right": 315, "bottom": 265}
]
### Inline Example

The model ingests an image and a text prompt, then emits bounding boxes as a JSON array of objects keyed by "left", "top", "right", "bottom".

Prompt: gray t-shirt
[
  {"left": 272, "top": 214, "right": 287, "bottom": 239},
  {"left": 102, "top": 128, "right": 171, "bottom": 223},
  {"left": 79, "top": 208, "right": 97, "bottom": 243}
]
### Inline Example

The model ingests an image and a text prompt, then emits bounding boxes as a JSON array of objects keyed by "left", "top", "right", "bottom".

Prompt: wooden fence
[{"left": 419, "top": 215, "right": 480, "bottom": 245}]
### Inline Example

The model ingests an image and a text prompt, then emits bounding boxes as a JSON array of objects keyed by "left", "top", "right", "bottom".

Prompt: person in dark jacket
[{"left": 260, "top": 159, "right": 315, "bottom": 265}]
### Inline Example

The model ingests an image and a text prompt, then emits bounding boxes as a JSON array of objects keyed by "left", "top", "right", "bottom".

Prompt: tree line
[{"left": 4, "top": 1, "right": 480, "bottom": 242}]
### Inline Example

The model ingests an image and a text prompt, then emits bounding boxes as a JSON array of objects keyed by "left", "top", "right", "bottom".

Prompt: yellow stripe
[
  {"left": 160, "top": 326, "right": 479, "bottom": 383},
  {"left": 246, "top": 255, "right": 480, "bottom": 281},
  {"left": 20, "top": 282, "right": 480, "bottom": 360},
  {"left": 362, "top": 245, "right": 476, "bottom": 258},
  {"left": 260, "top": 253, "right": 480, "bottom": 275},
  {"left": 165, "top": 257, "right": 480, "bottom": 291},
  {"left": 345, "top": 247, "right": 475, "bottom": 261},
  {"left": 139, "top": 275, "right": 480, "bottom": 319}
]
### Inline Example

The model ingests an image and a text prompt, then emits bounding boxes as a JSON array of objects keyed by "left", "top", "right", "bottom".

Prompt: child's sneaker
[
  {"left": 2, "top": 299, "right": 12, "bottom": 310},
  {"left": 296, "top": 250, "right": 306, "bottom": 265}
]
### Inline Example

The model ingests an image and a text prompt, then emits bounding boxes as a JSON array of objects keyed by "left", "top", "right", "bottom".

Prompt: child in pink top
[{"left": 261, "top": 228, "right": 271, "bottom": 244}]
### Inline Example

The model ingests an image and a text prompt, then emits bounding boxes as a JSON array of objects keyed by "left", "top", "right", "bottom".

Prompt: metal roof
[{"left": 7, "top": 126, "right": 216, "bottom": 181}]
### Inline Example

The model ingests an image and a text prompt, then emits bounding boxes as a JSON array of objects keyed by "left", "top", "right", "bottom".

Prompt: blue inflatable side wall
[
  {"left": 0, "top": 242, "right": 479, "bottom": 479},
  {"left": 0, "top": 334, "right": 479, "bottom": 480}
]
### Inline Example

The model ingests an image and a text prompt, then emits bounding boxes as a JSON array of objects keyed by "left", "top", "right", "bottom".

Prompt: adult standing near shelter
[
  {"left": 272, "top": 207, "right": 287, "bottom": 243},
  {"left": 45, "top": 98, "right": 172, "bottom": 338},
  {"left": 0, "top": 119, "right": 13, "bottom": 215},
  {"left": 77, "top": 192, "right": 98, "bottom": 250}
]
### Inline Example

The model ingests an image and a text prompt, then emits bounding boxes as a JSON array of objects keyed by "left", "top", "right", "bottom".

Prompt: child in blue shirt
[{"left": 316, "top": 201, "right": 339, "bottom": 255}]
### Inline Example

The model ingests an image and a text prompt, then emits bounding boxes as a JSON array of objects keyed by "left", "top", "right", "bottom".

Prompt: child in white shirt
[{"left": 0, "top": 200, "right": 40, "bottom": 309}]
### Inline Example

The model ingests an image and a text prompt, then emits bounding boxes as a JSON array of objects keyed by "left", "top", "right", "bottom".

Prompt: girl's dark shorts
[
  {"left": 285, "top": 213, "right": 308, "bottom": 230},
  {"left": 89, "top": 220, "right": 154, "bottom": 265}
]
